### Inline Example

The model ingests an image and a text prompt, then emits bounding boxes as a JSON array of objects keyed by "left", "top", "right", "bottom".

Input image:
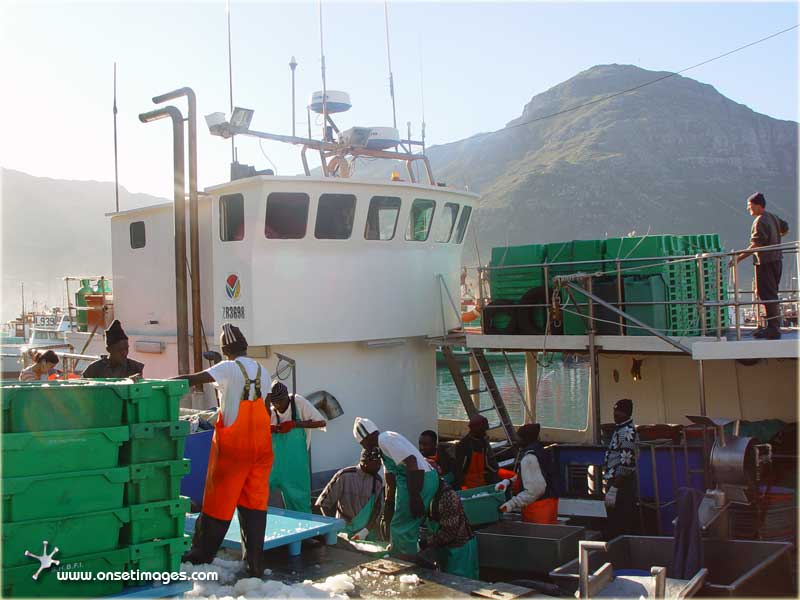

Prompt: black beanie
[
  {"left": 270, "top": 381, "right": 290, "bottom": 403},
  {"left": 105, "top": 320, "right": 128, "bottom": 346}
]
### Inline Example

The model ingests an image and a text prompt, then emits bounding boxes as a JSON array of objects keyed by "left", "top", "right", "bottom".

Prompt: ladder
[{"left": 440, "top": 346, "right": 517, "bottom": 446}]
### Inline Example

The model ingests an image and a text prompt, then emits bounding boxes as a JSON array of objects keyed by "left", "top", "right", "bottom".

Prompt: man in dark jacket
[
  {"left": 732, "top": 192, "right": 790, "bottom": 340},
  {"left": 453, "top": 415, "right": 500, "bottom": 489},
  {"left": 82, "top": 320, "right": 144, "bottom": 378}
]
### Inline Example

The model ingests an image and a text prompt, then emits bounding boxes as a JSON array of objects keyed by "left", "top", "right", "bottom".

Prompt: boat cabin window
[
  {"left": 220, "top": 194, "right": 245, "bottom": 241},
  {"left": 130, "top": 221, "right": 146, "bottom": 249},
  {"left": 454, "top": 206, "right": 472, "bottom": 244},
  {"left": 433, "top": 202, "right": 460, "bottom": 243},
  {"left": 406, "top": 199, "right": 436, "bottom": 242},
  {"left": 315, "top": 193, "right": 356, "bottom": 240},
  {"left": 364, "top": 196, "right": 401, "bottom": 241},
  {"left": 265, "top": 192, "right": 309, "bottom": 239}
]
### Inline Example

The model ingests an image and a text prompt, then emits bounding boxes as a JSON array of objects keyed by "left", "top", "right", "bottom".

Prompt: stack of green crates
[
  {"left": 488, "top": 244, "right": 547, "bottom": 301},
  {"left": 1, "top": 379, "right": 189, "bottom": 598},
  {"left": 552, "top": 240, "right": 605, "bottom": 335}
]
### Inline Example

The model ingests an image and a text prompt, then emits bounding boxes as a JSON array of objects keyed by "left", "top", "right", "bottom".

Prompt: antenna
[
  {"left": 418, "top": 38, "right": 426, "bottom": 153},
  {"left": 318, "top": 0, "right": 328, "bottom": 141},
  {"left": 113, "top": 62, "right": 120, "bottom": 212},
  {"left": 289, "top": 56, "right": 298, "bottom": 137},
  {"left": 227, "top": 0, "right": 235, "bottom": 162},
  {"left": 384, "top": 0, "right": 397, "bottom": 130}
]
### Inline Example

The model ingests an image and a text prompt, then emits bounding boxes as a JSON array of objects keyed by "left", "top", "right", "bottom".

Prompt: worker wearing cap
[
  {"left": 268, "top": 381, "right": 326, "bottom": 513},
  {"left": 353, "top": 417, "right": 439, "bottom": 557},
  {"left": 500, "top": 423, "right": 559, "bottom": 524},
  {"left": 172, "top": 324, "right": 273, "bottom": 577},
  {"left": 316, "top": 447, "right": 384, "bottom": 540},
  {"left": 453, "top": 415, "right": 501, "bottom": 489},
  {"left": 82, "top": 320, "right": 144, "bottom": 379},
  {"left": 603, "top": 398, "right": 639, "bottom": 539}
]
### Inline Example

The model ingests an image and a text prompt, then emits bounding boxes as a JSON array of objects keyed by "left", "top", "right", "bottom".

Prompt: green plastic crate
[
  {"left": 122, "top": 380, "right": 187, "bottom": 424},
  {"left": 121, "top": 420, "right": 190, "bottom": 464},
  {"left": 127, "top": 535, "right": 191, "bottom": 583},
  {"left": 122, "top": 497, "right": 190, "bottom": 545},
  {"left": 2, "top": 426, "right": 129, "bottom": 477},
  {"left": 2, "top": 507, "right": 129, "bottom": 568},
  {"left": 456, "top": 484, "right": 505, "bottom": 526},
  {"left": 3, "top": 466, "right": 130, "bottom": 522},
  {"left": 2, "top": 547, "right": 129, "bottom": 598},
  {"left": 126, "top": 459, "right": 191, "bottom": 504},
  {"left": 1, "top": 381, "right": 125, "bottom": 433},
  {"left": 489, "top": 245, "right": 547, "bottom": 301},
  {"left": 624, "top": 275, "right": 670, "bottom": 336}
]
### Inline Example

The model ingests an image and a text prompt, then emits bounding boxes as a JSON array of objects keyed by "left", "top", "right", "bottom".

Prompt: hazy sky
[{"left": 1, "top": 1, "right": 797, "bottom": 203}]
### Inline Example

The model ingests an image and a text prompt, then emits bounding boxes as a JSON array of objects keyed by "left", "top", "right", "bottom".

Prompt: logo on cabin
[{"left": 225, "top": 274, "right": 241, "bottom": 301}]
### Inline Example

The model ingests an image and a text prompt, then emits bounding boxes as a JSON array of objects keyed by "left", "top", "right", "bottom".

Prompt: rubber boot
[
  {"left": 182, "top": 513, "right": 231, "bottom": 564},
  {"left": 237, "top": 505, "right": 267, "bottom": 577}
]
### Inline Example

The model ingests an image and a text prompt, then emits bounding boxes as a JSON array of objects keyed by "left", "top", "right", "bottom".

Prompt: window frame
[
  {"left": 434, "top": 202, "right": 460, "bottom": 243},
  {"left": 129, "top": 221, "right": 146, "bottom": 249},
  {"left": 454, "top": 205, "right": 473, "bottom": 244},
  {"left": 314, "top": 193, "right": 357, "bottom": 240},
  {"left": 219, "top": 193, "right": 245, "bottom": 242},
  {"left": 264, "top": 192, "right": 310, "bottom": 240},
  {"left": 405, "top": 198, "right": 437, "bottom": 242},
  {"left": 364, "top": 195, "right": 402, "bottom": 241}
]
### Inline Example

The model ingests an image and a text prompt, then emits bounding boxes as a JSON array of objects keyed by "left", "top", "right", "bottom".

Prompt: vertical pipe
[
  {"left": 716, "top": 255, "right": 723, "bottom": 340},
  {"left": 697, "top": 359, "right": 707, "bottom": 417},
  {"left": 587, "top": 279, "right": 601, "bottom": 444},
  {"left": 697, "top": 256, "right": 707, "bottom": 336},
  {"left": 307, "top": 106, "right": 312, "bottom": 140},
  {"left": 139, "top": 107, "right": 190, "bottom": 375},
  {"left": 21, "top": 282, "right": 26, "bottom": 340},
  {"left": 524, "top": 351, "right": 538, "bottom": 424},
  {"left": 732, "top": 259, "right": 741, "bottom": 340},
  {"left": 616, "top": 258, "right": 624, "bottom": 335},
  {"left": 152, "top": 88, "right": 203, "bottom": 374},
  {"left": 383, "top": 0, "right": 397, "bottom": 131},
  {"left": 290, "top": 57, "right": 297, "bottom": 137}
]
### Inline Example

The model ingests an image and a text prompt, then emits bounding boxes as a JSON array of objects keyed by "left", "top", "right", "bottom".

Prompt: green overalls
[
  {"left": 269, "top": 395, "right": 312, "bottom": 513},
  {"left": 382, "top": 454, "right": 439, "bottom": 556},
  {"left": 341, "top": 472, "right": 381, "bottom": 539},
  {"left": 426, "top": 484, "right": 480, "bottom": 580}
]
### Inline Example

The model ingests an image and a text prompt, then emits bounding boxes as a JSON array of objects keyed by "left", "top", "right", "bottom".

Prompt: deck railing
[{"left": 467, "top": 240, "right": 799, "bottom": 342}]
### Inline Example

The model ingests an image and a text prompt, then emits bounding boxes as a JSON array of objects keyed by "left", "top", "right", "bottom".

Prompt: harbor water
[{"left": 436, "top": 353, "right": 589, "bottom": 429}]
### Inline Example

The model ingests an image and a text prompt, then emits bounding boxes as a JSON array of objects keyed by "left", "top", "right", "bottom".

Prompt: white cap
[{"left": 353, "top": 417, "right": 378, "bottom": 441}]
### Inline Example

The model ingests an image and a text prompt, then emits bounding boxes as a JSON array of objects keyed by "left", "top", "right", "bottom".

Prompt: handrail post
[
  {"left": 697, "top": 255, "right": 707, "bottom": 336},
  {"left": 716, "top": 255, "right": 723, "bottom": 340},
  {"left": 616, "top": 258, "right": 624, "bottom": 335},
  {"left": 543, "top": 265, "right": 551, "bottom": 327},
  {"left": 732, "top": 259, "right": 741, "bottom": 341}
]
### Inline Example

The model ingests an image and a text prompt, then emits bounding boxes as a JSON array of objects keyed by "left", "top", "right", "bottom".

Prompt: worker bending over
[
  {"left": 500, "top": 424, "right": 559, "bottom": 524},
  {"left": 174, "top": 324, "right": 273, "bottom": 577},
  {"left": 354, "top": 417, "right": 439, "bottom": 558},
  {"left": 269, "top": 381, "right": 326, "bottom": 513},
  {"left": 316, "top": 447, "right": 384, "bottom": 540},
  {"left": 420, "top": 479, "right": 480, "bottom": 579}
]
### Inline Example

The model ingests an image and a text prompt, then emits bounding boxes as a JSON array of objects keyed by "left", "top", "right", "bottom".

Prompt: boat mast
[
  {"left": 318, "top": 0, "right": 328, "bottom": 141},
  {"left": 383, "top": 0, "right": 398, "bottom": 132},
  {"left": 113, "top": 62, "right": 120, "bottom": 212}
]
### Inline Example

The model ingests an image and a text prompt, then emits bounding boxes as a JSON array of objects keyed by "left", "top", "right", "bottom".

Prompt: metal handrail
[{"left": 467, "top": 240, "right": 800, "bottom": 342}]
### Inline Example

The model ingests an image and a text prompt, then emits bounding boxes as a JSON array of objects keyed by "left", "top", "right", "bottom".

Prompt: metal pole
[
  {"left": 697, "top": 359, "right": 707, "bottom": 416},
  {"left": 113, "top": 62, "right": 120, "bottom": 213},
  {"left": 697, "top": 256, "right": 707, "bottom": 336},
  {"left": 226, "top": 0, "right": 235, "bottom": 162},
  {"left": 587, "top": 277, "right": 601, "bottom": 444},
  {"left": 616, "top": 258, "right": 624, "bottom": 335},
  {"left": 307, "top": 106, "right": 312, "bottom": 140},
  {"left": 383, "top": 0, "right": 397, "bottom": 131},
  {"left": 524, "top": 351, "right": 537, "bottom": 424},
  {"left": 318, "top": 0, "right": 327, "bottom": 141},
  {"left": 289, "top": 57, "right": 298, "bottom": 138},
  {"left": 716, "top": 255, "right": 723, "bottom": 340},
  {"left": 152, "top": 88, "right": 203, "bottom": 374},
  {"left": 732, "top": 260, "right": 741, "bottom": 340},
  {"left": 139, "top": 106, "right": 190, "bottom": 376},
  {"left": 21, "top": 282, "right": 26, "bottom": 340}
]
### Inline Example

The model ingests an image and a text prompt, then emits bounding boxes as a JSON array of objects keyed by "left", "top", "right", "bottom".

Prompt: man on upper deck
[
  {"left": 731, "top": 192, "right": 789, "bottom": 340},
  {"left": 82, "top": 320, "right": 144, "bottom": 379}
]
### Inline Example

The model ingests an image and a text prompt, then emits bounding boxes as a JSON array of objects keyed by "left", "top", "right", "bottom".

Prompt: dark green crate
[
  {"left": 2, "top": 426, "right": 129, "bottom": 477},
  {"left": 624, "top": 275, "right": 670, "bottom": 336},
  {"left": 122, "top": 380, "right": 187, "bottom": 424},
  {"left": 456, "top": 484, "right": 505, "bottom": 526},
  {"left": 122, "top": 497, "right": 190, "bottom": 545},
  {"left": 1, "top": 381, "right": 125, "bottom": 433},
  {"left": 2, "top": 547, "right": 128, "bottom": 597},
  {"left": 126, "top": 536, "right": 191, "bottom": 584},
  {"left": 2, "top": 507, "right": 129, "bottom": 568},
  {"left": 126, "top": 459, "right": 191, "bottom": 504},
  {"left": 3, "top": 466, "right": 130, "bottom": 522},
  {"left": 489, "top": 244, "right": 547, "bottom": 300},
  {"left": 121, "top": 421, "right": 189, "bottom": 464}
]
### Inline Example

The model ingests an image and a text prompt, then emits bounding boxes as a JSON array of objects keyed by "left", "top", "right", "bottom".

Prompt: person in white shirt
[
  {"left": 268, "top": 381, "right": 326, "bottom": 513},
  {"left": 172, "top": 324, "right": 273, "bottom": 577},
  {"left": 353, "top": 417, "right": 439, "bottom": 558}
]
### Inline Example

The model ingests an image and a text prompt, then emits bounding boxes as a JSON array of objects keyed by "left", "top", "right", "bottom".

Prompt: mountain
[
  {"left": 0, "top": 169, "right": 165, "bottom": 321},
  {"left": 358, "top": 64, "right": 798, "bottom": 265}
]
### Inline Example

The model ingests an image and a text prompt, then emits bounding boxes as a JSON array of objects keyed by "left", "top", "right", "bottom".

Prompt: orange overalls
[
  {"left": 510, "top": 448, "right": 558, "bottom": 524},
  {"left": 186, "top": 360, "right": 273, "bottom": 576}
]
